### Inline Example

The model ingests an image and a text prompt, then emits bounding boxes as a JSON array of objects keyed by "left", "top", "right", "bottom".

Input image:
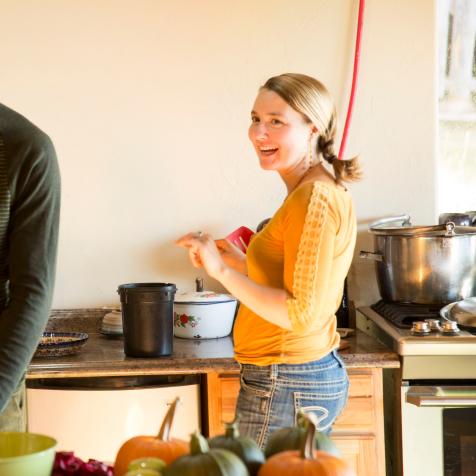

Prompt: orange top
[{"left": 233, "top": 181, "right": 356, "bottom": 365}]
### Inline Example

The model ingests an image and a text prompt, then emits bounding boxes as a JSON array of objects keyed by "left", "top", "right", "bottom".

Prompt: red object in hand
[{"left": 225, "top": 226, "right": 255, "bottom": 253}]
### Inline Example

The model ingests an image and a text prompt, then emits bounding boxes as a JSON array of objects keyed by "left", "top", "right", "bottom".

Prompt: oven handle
[{"left": 406, "top": 386, "right": 476, "bottom": 407}]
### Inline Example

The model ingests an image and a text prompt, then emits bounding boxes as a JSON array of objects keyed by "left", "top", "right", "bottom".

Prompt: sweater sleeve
[
  {"left": 0, "top": 130, "right": 60, "bottom": 412},
  {"left": 285, "top": 183, "right": 337, "bottom": 334}
]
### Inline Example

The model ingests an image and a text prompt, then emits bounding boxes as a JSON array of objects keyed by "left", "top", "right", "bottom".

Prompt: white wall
[{"left": 0, "top": 0, "right": 436, "bottom": 308}]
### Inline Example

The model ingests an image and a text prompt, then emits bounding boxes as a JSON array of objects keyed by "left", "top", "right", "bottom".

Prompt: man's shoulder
[{"left": 0, "top": 102, "right": 54, "bottom": 154}]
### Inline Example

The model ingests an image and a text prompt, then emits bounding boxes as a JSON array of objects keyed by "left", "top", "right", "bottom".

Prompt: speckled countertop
[{"left": 27, "top": 309, "right": 399, "bottom": 379}]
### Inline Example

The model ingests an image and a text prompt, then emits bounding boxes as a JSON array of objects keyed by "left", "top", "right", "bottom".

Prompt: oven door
[{"left": 402, "top": 383, "right": 476, "bottom": 476}]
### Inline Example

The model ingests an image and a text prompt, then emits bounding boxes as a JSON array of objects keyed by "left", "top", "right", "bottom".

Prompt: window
[{"left": 438, "top": 0, "right": 476, "bottom": 216}]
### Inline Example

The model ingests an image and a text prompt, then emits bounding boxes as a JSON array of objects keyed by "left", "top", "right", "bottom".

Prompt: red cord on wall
[{"left": 338, "top": 0, "right": 365, "bottom": 160}]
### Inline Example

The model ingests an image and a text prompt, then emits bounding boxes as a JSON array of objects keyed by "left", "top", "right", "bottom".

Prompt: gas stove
[
  {"left": 357, "top": 301, "right": 476, "bottom": 380},
  {"left": 359, "top": 302, "right": 476, "bottom": 475},
  {"left": 358, "top": 296, "right": 476, "bottom": 475},
  {"left": 371, "top": 300, "right": 476, "bottom": 335}
]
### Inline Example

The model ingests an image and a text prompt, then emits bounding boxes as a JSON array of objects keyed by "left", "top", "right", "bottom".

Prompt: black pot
[{"left": 118, "top": 283, "right": 176, "bottom": 357}]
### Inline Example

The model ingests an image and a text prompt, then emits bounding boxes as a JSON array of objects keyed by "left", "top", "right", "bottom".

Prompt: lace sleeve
[{"left": 285, "top": 182, "right": 336, "bottom": 334}]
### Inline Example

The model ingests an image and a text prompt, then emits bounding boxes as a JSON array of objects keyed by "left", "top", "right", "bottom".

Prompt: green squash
[
  {"left": 208, "top": 416, "right": 264, "bottom": 476},
  {"left": 125, "top": 470, "right": 161, "bottom": 476},
  {"left": 128, "top": 456, "right": 166, "bottom": 473},
  {"left": 264, "top": 410, "right": 341, "bottom": 458},
  {"left": 163, "top": 432, "right": 249, "bottom": 476}
]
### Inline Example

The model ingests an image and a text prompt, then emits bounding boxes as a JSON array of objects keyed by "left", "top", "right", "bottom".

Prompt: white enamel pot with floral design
[{"left": 173, "top": 279, "right": 238, "bottom": 339}]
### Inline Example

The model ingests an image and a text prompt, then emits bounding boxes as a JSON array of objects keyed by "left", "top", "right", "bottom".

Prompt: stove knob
[
  {"left": 441, "top": 320, "right": 460, "bottom": 334},
  {"left": 424, "top": 319, "right": 442, "bottom": 331},
  {"left": 411, "top": 321, "right": 431, "bottom": 335}
]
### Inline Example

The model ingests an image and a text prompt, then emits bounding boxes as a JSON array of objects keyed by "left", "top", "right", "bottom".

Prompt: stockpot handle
[
  {"left": 369, "top": 214, "right": 411, "bottom": 230},
  {"left": 359, "top": 251, "right": 384, "bottom": 262}
]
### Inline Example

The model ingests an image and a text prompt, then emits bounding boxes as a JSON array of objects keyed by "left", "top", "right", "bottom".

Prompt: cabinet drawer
[
  {"left": 333, "top": 395, "right": 374, "bottom": 432},
  {"left": 206, "top": 373, "right": 240, "bottom": 436},
  {"left": 207, "top": 370, "right": 382, "bottom": 437},
  {"left": 333, "top": 372, "right": 375, "bottom": 433},
  {"left": 333, "top": 435, "right": 380, "bottom": 476},
  {"left": 347, "top": 373, "right": 373, "bottom": 398},
  {"left": 219, "top": 376, "right": 241, "bottom": 424}
]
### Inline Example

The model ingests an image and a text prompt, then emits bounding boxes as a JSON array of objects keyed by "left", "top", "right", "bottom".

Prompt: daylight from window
[{"left": 438, "top": 0, "right": 476, "bottom": 215}]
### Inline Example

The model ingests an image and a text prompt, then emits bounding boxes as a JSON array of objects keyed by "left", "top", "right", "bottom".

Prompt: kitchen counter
[
  {"left": 28, "top": 309, "right": 398, "bottom": 474},
  {"left": 27, "top": 309, "right": 399, "bottom": 379}
]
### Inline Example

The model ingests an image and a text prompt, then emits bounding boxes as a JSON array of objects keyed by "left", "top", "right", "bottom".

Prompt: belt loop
[{"left": 270, "top": 364, "right": 278, "bottom": 379}]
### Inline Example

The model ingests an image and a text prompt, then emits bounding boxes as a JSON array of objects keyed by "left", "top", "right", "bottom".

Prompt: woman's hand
[
  {"left": 176, "top": 231, "right": 292, "bottom": 330},
  {"left": 215, "top": 239, "right": 247, "bottom": 275},
  {"left": 175, "top": 231, "right": 227, "bottom": 281}
]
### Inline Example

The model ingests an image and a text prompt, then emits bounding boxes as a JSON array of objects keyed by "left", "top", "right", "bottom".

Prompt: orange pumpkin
[
  {"left": 258, "top": 413, "right": 355, "bottom": 476},
  {"left": 114, "top": 397, "right": 189, "bottom": 476}
]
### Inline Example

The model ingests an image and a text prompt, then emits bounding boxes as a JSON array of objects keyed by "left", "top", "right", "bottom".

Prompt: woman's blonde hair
[{"left": 262, "top": 73, "right": 362, "bottom": 183}]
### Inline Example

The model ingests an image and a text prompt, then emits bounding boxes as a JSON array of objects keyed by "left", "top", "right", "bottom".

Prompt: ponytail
[
  {"left": 332, "top": 156, "right": 363, "bottom": 183},
  {"left": 318, "top": 134, "right": 362, "bottom": 183}
]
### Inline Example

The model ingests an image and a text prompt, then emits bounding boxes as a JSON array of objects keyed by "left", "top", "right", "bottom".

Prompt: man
[{"left": 0, "top": 103, "right": 60, "bottom": 430}]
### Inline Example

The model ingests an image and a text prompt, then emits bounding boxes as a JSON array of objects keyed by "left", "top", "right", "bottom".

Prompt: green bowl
[{"left": 0, "top": 432, "right": 57, "bottom": 476}]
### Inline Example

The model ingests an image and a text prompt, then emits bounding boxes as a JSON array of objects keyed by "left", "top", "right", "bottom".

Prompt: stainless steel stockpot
[{"left": 360, "top": 215, "right": 476, "bottom": 304}]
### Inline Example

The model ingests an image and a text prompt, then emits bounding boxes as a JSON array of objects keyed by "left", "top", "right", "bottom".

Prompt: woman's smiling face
[{"left": 248, "top": 89, "right": 314, "bottom": 172}]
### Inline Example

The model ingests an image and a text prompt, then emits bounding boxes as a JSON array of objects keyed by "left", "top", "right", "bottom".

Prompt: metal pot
[{"left": 360, "top": 214, "right": 476, "bottom": 304}]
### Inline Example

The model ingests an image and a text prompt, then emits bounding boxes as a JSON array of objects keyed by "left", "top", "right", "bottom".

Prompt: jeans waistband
[{"left": 238, "top": 349, "right": 342, "bottom": 374}]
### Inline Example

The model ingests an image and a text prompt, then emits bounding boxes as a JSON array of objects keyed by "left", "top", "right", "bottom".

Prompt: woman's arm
[
  {"left": 216, "top": 266, "right": 292, "bottom": 330},
  {"left": 175, "top": 232, "right": 292, "bottom": 330}
]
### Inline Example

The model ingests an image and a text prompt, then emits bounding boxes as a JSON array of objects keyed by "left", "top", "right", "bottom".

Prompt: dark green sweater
[{"left": 0, "top": 103, "right": 60, "bottom": 412}]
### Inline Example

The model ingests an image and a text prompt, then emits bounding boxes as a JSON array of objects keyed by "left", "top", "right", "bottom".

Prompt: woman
[{"left": 176, "top": 73, "right": 361, "bottom": 448}]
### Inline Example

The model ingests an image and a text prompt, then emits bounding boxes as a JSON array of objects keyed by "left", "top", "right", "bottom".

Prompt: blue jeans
[{"left": 236, "top": 350, "right": 349, "bottom": 448}]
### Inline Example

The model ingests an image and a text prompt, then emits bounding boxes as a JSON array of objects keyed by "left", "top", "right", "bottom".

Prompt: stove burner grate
[
  {"left": 371, "top": 301, "right": 442, "bottom": 329},
  {"left": 371, "top": 301, "right": 476, "bottom": 335}
]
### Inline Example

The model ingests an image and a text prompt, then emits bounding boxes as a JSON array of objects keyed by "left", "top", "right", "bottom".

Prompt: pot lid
[
  {"left": 448, "top": 298, "right": 476, "bottom": 328},
  {"left": 174, "top": 290, "right": 236, "bottom": 304},
  {"left": 370, "top": 221, "right": 476, "bottom": 237}
]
